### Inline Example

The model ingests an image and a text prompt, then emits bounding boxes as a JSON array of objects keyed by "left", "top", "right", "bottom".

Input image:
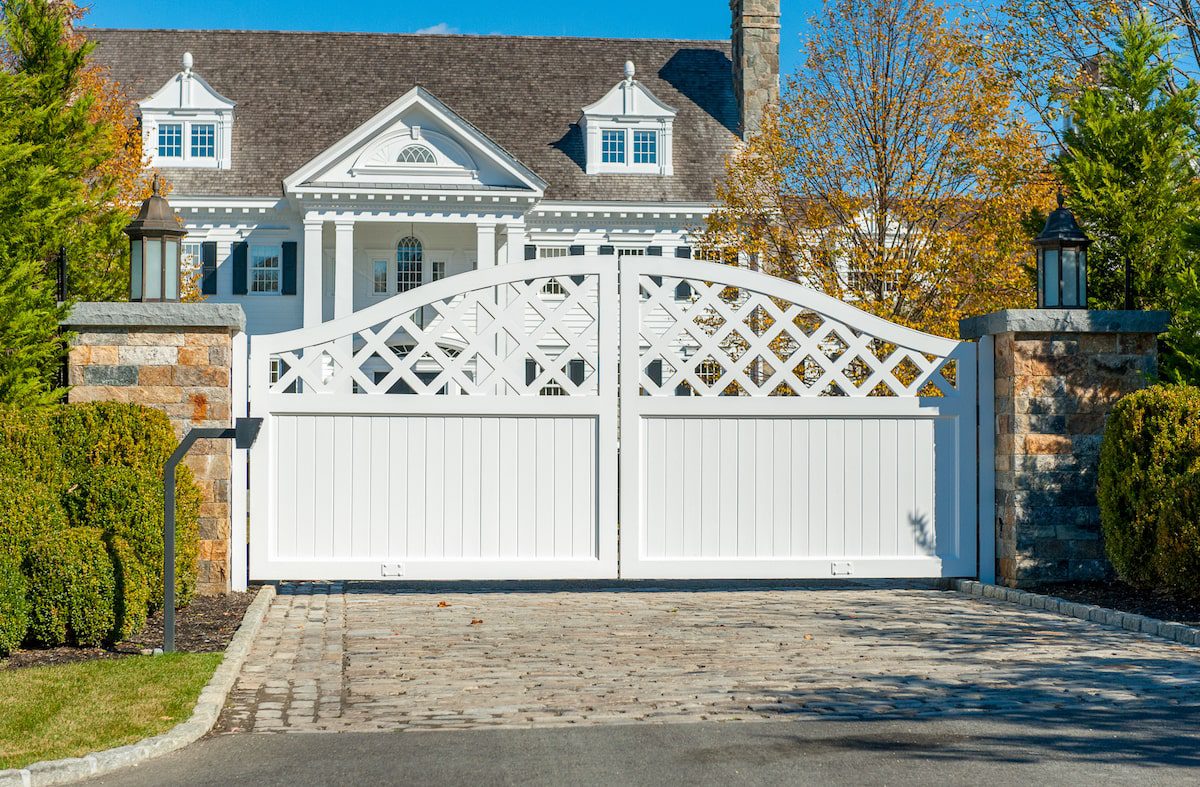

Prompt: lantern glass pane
[
  {"left": 1061, "top": 247, "right": 1079, "bottom": 306},
  {"left": 1044, "top": 248, "right": 1060, "bottom": 308},
  {"left": 1079, "top": 248, "right": 1087, "bottom": 305},
  {"left": 130, "top": 240, "right": 143, "bottom": 300},
  {"left": 165, "top": 239, "right": 179, "bottom": 301},
  {"left": 145, "top": 239, "right": 163, "bottom": 300}
]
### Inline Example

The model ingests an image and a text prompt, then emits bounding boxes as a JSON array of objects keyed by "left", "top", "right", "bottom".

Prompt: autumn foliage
[{"left": 703, "top": 0, "right": 1056, "bottom": 338}]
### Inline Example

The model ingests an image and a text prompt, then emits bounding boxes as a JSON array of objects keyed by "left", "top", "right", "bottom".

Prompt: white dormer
[
  {"left": 580, "top": 61, "right": 676, "bottom": 176},
  {"left": 139, "top": 53, "right": 235, "bottom": 170}
]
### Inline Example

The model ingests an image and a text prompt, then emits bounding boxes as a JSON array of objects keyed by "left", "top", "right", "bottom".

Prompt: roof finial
[
  {"left": 182, "top": 51, "right": 193, "bottom": 75},
  {"left": 624, "top": 61, "right": 636, "bottom": 83}
]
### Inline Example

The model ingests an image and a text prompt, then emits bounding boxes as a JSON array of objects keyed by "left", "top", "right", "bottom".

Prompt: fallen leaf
[
  {"left": 437, "top": 601, "right": 451, "bottom": 608},
  {"left": 803, "top": 634, "right": 814, "bottom": 641},
  {"left": 470, "top": 618, "right": 483, "bottom": 625}
]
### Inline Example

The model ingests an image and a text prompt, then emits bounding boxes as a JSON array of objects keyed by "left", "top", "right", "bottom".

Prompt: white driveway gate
[{"left": 248, "top": 256, "right": 978, "bottom": 581}]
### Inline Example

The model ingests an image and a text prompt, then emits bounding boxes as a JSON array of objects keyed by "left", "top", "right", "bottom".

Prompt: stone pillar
[
  {"left": 731, "top": 0, "right": 781, "bottom": 139},
  {"left": 63, "top": 302, "right": 247, "bottom": 595},
  {"left": 961, "top": 309, "right": 1170, "bottom": 588}
]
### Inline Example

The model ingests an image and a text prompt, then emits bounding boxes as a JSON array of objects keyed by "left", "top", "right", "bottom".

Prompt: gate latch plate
[
  {"left": 831, "top": 561, "right": 853, "bottom": 576},
  {"left": 381, "top": 563, "right": 405, "bottom": 578}
]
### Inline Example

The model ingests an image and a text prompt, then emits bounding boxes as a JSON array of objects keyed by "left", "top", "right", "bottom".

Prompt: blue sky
[{"left": 82, "top": 0, "right": 821, "bottom": 77}]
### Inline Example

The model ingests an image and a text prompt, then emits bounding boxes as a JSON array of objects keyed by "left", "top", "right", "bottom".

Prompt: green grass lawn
[{"left": 0, "top": 653, "right": 222, "bottom": 770}]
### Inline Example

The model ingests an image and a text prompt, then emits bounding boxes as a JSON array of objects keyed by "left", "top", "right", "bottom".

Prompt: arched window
[
  {"left": 397, "top": 145, "right": 436, "bottom": 165},
  {"left": 397, "top": 236, "right": 424, "bottom": 293}
]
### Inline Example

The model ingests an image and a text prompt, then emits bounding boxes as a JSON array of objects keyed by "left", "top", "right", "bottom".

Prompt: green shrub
[
  {"left": 0, "top": 405, "right": 65, "bottom": 489},
  {"left": 0, "top": 553, "right": 29, "bottom": 655},
  {"left": 26, "top": 528, "right": 117, "bottom": 647},
  {"left": 63, "top": 466, "right": 199, "bottom": 610},
  {"left": 0, "top": 473, "right": 69, "bottom": 562},
  {"left": 1098, "top": 384, "right": 1200, "bottom": 598},
  {"left": 54, "top": 402, "right": 179, "bottom": 478},
  {"left": 107, "top": 534, "right": 149, "bottom": 641}
]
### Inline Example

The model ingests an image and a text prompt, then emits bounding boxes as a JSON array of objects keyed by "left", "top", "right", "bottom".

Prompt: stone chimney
[{"left": 731, "top": 0, "right": 781, "bottom": 139}]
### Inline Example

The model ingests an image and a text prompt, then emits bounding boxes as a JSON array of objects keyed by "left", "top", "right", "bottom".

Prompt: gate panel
[
  {"left": 619, "top": 258, "right": 977, "bottom": 579},
  {"left": 249, "top": 259, "right": 618, "bottom": 581}
]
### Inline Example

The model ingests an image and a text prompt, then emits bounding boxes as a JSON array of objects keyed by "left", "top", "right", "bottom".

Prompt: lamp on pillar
[
  {"left": 125, "top": 175, "right": 187, "bottom": 302},
  {"left": 1034, "top": 192, "right": 1091, "bottom": 309}
]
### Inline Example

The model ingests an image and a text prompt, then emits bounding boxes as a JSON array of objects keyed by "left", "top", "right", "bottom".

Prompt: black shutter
[
  {"left": 647, "top": 360, "right": 663, "bottom": 386},
  {"left": 200, "top": 241, "right": 218, "bottom": 295},
  {"left": 231, "top": 242, "right": 248, "bottom": 295},
  {"left": 525, "top": 359, "right": 539, "bottom": 386},
  {"left": 569, "top": 245, "right": 585, "bottom": 256},
  {"left": 599, "top": 245, "right": 616, "bottom": 256},
  {"left": 647, "top": 246, "right": 663, "bottom": 256},
  {"left": 525, "top": 244, "right": 537, "bottom": 261},
  {"left": 281, "top": 242, "right": 298, "bottom": 295},
  {"left": 675, "top": 246, "right": 693, "bottom": 259},
  {"left": 675, "top": 281, "right": 694, "bottom": 300},
  {"left": 569, "top": 359, "right": 586, "bottom": 386}
]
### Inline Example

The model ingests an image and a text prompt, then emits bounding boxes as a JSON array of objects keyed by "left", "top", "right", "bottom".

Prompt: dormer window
[
  {"left": 139, "top": 52, "right": 235, "bottom": 170},
  {"left": 580, "top": 61, "right": 676, "bottom": 176},
  {"left": 397, "top": 145, "right": 436, "bottom": 164},
  {"left": 601, "top": 130, "right": 626, "bottom": 164}
]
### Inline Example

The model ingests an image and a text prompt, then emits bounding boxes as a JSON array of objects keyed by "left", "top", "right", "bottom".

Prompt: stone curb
[
  {"left": 0, "top": 584, "right": 276, "bottom": 787},
  {"left": 953, "top": 579, "right": 1200, "bottom": 648}
]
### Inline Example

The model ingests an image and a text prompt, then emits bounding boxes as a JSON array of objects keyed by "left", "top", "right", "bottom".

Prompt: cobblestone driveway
[{"left": 217, "top": 582, "right": 1200, "bottom": 733}]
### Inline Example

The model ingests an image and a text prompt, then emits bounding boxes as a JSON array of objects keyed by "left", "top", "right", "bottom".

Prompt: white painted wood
[
  {"left": 249, "top": 255, "right": 978, "bottom": 582},
  {"left": 977, "top": 335, "right": 997, "bottom": 585},
  {"left": 230, "top": 330, "right": 249, "bottom": 592},
  {"left": 619, "top": 257, "right": 979, "bottom": 580},
  {"left": 249, "top": 256, "right": 618, "bottom": 580}
]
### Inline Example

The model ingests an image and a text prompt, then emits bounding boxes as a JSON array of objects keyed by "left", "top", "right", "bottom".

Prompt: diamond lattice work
[
  {"left": 637, "top": 276, "right": 956, "bottom": 398},
  {"left": 268, "top": 274, "right": 602, "bottom": 396}
]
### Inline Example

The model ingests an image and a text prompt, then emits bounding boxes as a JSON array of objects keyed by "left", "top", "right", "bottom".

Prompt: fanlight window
[
  {"left": 397, "top": 236, "right": 424, "bottom": 294},
  {"left": 397, "top": 145, "right": 436, "bottom": 165}
]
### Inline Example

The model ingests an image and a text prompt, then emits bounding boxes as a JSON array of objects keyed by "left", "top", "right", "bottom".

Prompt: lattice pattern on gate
[
  {"left": 264, "top": 273, "right": 602, "bottom": 397},
  {"left": 635, "top": 273, "right": 960, "bottom": 398}
]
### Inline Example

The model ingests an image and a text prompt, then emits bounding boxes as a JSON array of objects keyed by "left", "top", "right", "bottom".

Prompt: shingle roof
[{"left": 85, "top": 29, "right": 740, "bottom": 203}]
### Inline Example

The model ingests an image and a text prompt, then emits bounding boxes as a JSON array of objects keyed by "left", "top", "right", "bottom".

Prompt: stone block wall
[
  {"left": 63, "top": 303, "right": 246, "bottom": 595},
  {"left": 731, "top": 0, "right": 781, "bottom": 139},
  {"left": 962, "top": 310, "right": 1170, "bottom": 588}
]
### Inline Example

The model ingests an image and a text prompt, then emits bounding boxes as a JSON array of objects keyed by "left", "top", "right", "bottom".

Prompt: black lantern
[
  {"left": 125, "top": 176, "right": 187, "bottom": 302},
  {"left": 1034, "top": 192, "right": 1091, "bottom": 309}
]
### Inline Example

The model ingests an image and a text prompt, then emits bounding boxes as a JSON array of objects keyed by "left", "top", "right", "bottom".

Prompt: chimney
[{"left": 731, "top": 0, "right": 781, "bottom": 140}]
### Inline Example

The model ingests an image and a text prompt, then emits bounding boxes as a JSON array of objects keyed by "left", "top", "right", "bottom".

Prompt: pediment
[
  {"left": 140, "top": 67, "right": 235, "bottom": 113},
  {"left": 284, "top": 87, "right": 546, "bottom": 194},
  {"left": 582, "top": 76, "right": 676, "bottom": 120}
]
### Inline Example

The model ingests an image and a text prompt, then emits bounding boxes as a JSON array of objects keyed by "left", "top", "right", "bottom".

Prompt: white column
[
  {"left": 230, "top": 329, "right": 248, "bottom": 591},
  {"left": 476, "top": 222, "right": 497, "bottom": 269},
  {"left": 505, "top": 220, "right": 527, "bottom": 266},
  {"left": 303, "top": 216, "right": 324, "bottom": 328},
  {"left": 334, "top": 220, "right": 355, "bottom": 319}
]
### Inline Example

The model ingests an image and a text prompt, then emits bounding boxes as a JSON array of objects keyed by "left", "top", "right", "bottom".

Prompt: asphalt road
[{"left": 92, "top": 712, "right": 1200, "bottom": 786}]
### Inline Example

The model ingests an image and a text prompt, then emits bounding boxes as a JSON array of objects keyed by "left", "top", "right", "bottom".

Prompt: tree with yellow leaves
[{"left": 703, "top": 0, "right": 1055, "bottom": 338}]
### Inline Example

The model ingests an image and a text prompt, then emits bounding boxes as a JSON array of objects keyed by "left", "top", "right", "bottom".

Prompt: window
[
  {"left": 601, "top": 130, "right": 626, "bottom": 163},
  {"left": 190, "top": 124, "right": 216, "bottom": 158},
  {"left": 397, "top": 145, "right": 436, "bottom": 164},
  {"left": 372, "top": 260, "right": 388, "bottom": 295},
  {"left": 397, "top": 236, "right": 424, "bottom": 292},
  {"left": 633, "top": 131, "right": 657, "bottom": 164},
  {"left": 158, "top": 123, "right": 183, "bottom": 158},
  {"left": 617, "top": 247, "right": 645, "bottom": 259},
  {"left": 539, "top": 247, "right": 569, "bottom": 295},
  {"left": 250, "top": 246, "right": 281, "bottom": 294},
  {"left": 431, "top": 261, "right": 446, "bottom": 282}
]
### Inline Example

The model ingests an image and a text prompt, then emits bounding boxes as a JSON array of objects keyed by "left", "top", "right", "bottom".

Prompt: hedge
[
  {"left": 64, "top": 465, "right": 199, "bottom": 610},
  {"left": 1098, "top": 384, "right": 1200, "bottom": 598},
  {"left": 0, "top": 474, "right": 69, "bottom": 563},
  {"left": 0, "top": 553, "right": 28, "bottom": 655},
  {"left": 26, "top": 528, "right": 117, "bottom": 647},
  {"left": 107, "top": 534, "right": 149, "bottom": 642}
]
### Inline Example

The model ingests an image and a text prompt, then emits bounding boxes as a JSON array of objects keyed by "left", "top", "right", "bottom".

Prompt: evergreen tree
[{"left": 1056, "top": 13, "right": 1200, "bottom": 380}]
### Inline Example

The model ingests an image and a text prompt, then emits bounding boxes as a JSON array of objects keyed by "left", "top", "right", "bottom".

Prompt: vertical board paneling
[
  {"left": 639, "top": 416, "right": 945, "bottom": 564},
  {"left": 268, "top": 414, "right": 598, "bottom": 565}
]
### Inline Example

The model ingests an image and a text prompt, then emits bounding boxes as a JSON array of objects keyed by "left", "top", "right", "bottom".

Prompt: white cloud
[{"left": 415, "top": 23, "right": 460, "bottom": 35}]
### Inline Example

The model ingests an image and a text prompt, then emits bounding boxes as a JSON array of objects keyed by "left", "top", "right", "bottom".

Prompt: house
[{"left": 86, "top": 2, "right": 781, "bottom": 339}]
